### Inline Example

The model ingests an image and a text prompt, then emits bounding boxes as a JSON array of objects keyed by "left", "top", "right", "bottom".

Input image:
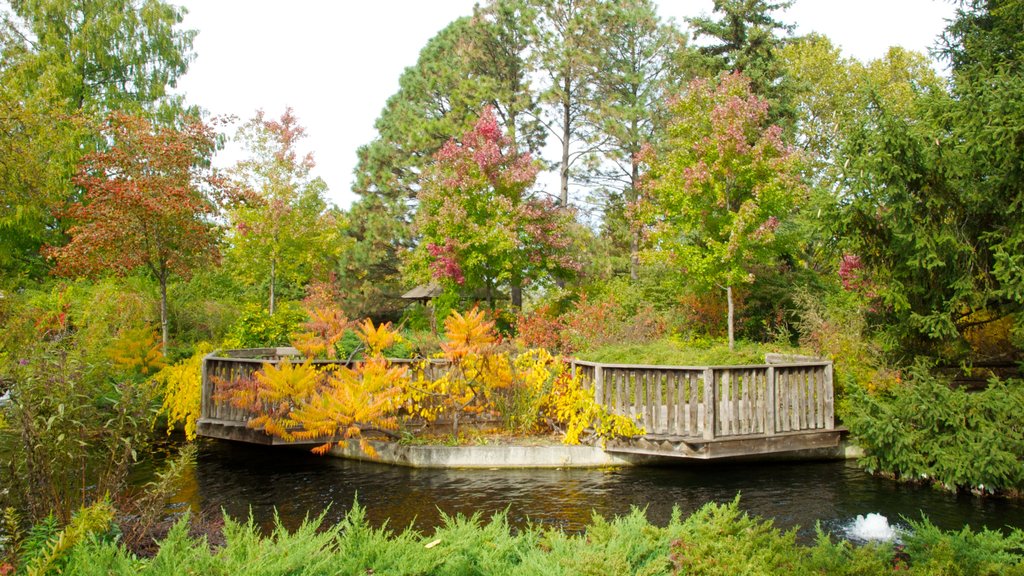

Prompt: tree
[
  {"left": 833, "top": 0, "right": 1024, "bottom": 361},
  {"left": 408, "top": 107, "right": 577, "bottom": 308},
  {"left": 781, "top": 35, "right": 943, "bottom": 190},
  {"left": 344, "top": 8, "right": 543, "bottom": 319},
  {"left": 779, "top": 36, "right": 944, "bottom": 276},
  {"left": 227, "top": 108, "right": 332, "bottom": 315},
  {"left": 1, "top": 0, "right": 195, "bottom": 117},
  {"left": 47, "top": 112, "right": 224, "bottom": 353},
  {"left": 640, "top": 73, "right": 804, "bottom": 349},
  {"left": 0, "top": 86, "right": 86, "bottom": 287},
  {"left": 589, "top": 0, "right": 688, "bottom": 280},
  {"left": 529, "top": 0, "right": 605, "bottom": 207},
  {"left": 688, "top": 0, "right": 796, "bottom": 125},
  {"left": 0, "top": 0, "right": 196, "bottom": 285}
]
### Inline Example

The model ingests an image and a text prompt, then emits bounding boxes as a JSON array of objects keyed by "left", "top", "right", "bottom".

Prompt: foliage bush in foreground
[
  {"left": 847, "top": 363, "right": 1024, "bottom": 494},
  {"left": 7, "top": 498, "right": 1024, "bottom": 575}
]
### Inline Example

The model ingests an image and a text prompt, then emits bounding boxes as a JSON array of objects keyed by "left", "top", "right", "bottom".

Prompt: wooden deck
[
  {"left": 199, "top": 350, "right": 840, "bottom": 460},
  {"left": 570, "top": 359, "right": 840, "bottom": 459}
]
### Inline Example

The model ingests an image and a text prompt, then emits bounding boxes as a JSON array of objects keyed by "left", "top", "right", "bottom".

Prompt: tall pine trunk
[
  {"left": 629, "top": 154, "right": 641, "bottom": 281},
  {"left": 560, "top": 77, "right": 571, "bottom": 207}
]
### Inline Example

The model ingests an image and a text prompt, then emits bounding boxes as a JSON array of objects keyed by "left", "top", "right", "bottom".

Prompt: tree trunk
[
  {"left": 727, "top": 285, "right": 735, "bottom": 351},
  {"left": 159, "top": 273, "right": 169, "bottom": 357},
  {"left": 269, "top": 257, "right": 276, "bottom": 315},
  {"left": 629, "top": 156, "right": 641, "bottom": 281},
  {"left": 511, "top": 282, "right": 523, "bottom": 309},
  {"left": 560, "top": 77, "right": 571, "bottom": 207}
]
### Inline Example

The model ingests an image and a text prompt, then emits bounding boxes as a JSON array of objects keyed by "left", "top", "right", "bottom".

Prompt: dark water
[{"left": 163, "top": 438, "right": 1024, "bottom": 541}]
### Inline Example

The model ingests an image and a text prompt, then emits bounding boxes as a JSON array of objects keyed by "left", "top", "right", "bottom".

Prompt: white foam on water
[{"left": 847, "top": 513, "right": 899, "bottom": 542}]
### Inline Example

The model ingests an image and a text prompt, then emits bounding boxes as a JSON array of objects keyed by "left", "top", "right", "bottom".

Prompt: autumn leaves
[{"left": 216, "top": 307, "right": 643, "bottom": 454}]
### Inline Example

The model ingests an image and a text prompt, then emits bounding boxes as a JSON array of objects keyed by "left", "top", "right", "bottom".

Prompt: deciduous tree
[
  {"left": 0, "top": 0, "right": 196, "bottom": 285},
  {"left": 408, "top": 107, "right": 578, "bottom": 308},
  {"left": 227, "top": 108, "right": 332, "bottom": 315},
  {"left": 640, "top": 73, "right": 804, "bottom": 349},
  {"left": 48, "top": 112, "right": 225, "bottom": 353}
]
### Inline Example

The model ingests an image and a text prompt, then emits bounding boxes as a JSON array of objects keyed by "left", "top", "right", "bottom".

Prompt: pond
[{"left": 163, "top": 438, "right": 1024, "bottom": 542}]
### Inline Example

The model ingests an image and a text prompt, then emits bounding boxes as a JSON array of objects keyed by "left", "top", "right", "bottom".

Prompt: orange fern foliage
[
  {"left": 401, "top": 308, "right": 505, "bottom": 433},
  {"left": 243, "top": 359, "right": 322, "bottom": 441},
  {"left": 357, "top": 318, "right": 400, "bottom": 356},
  {"left": 212, "top": 373, "right": 261, "bottom": 412},
  {"left": 441, "top": 307, "right": 496, "bottom": 361},
  {"left": 291, "top": 357, "right": 408, "bottom": 456},
  {"left": 108, "top": 326, "right": 165, "bottom": 376},
  {"left": 218, "top": 320, "right": 411, "bottom": 457},
  {"left": 292, "top": 305, "right": 351, "bottom": 359}
]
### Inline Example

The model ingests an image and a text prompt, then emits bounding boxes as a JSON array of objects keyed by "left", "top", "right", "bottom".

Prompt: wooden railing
[
  {"left": 200, "top": 348, "right": 446, "bottom": 424},
  {"left": 201, "top": 350, "right": 833, "bottom": 441},
  {"left": 569, "top": 359, "right": 834, "bottom": 439}
]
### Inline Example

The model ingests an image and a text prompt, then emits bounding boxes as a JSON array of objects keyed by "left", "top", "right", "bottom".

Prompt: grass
[{"left": 576, "top": 337, "right": 807, "bottom": 366}]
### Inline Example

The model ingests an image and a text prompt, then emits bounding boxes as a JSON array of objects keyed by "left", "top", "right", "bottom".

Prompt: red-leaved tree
[
  {"left": 48, "top": 112, "right": 226, "bottom": 353},
  {"left": 410, "top": 106, "right": 579, "bottom": 308}
]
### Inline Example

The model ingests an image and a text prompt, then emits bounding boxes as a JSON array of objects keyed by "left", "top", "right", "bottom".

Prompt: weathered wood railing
[
  {"left": 569, "top": 359, "right": 834, "bottom": 439},
  {"left": 201, "top": 350, "right": 833, "bottom": 444},
  {"left": 200, "top": 348, "right": 447, "bottom": 425}
]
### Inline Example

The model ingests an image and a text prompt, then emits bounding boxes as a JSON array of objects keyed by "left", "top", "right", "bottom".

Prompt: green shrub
[
  {"left": 34, "top": 498, "right": 1024, "bottom": 575},
  {"left": 223, "top": 302, "right": 306, "bottom": 348},
  {"left": 847, "top": 362, "right": 1024, "bottom": 493}
]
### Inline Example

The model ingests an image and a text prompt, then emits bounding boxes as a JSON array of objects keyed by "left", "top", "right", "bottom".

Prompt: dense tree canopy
[
  {"left": 0, "top": 0, "right": 196, "bottom": 287},
  {"left": 409, "top": 107, "right": 577, "bottom": 308},
  {"left": 833, "top": 0, "right": 1024, "bottom": 361},
  {"left": 47, "top": 113, "right": 224, "bottom": 352},
  {"left": 640, "top": 73, "right": 804, "bottom": 348},
  {"left": 2, "top": 0, "right": 1021, "bottom": 366}
]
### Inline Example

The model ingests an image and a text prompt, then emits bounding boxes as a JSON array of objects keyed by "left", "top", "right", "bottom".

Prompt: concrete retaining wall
[
  {"left": 328, "top": 440, "right": 661, "bottom": 469},
  {"left": 326, "top": 438, "right": 863, "bottom": 468}
]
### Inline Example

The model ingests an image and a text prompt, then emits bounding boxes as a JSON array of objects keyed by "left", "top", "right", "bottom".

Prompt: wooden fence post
[
  {"left": 703, "top": 368, "right": 716, "bottom": 440},
  {"left": 594, "top": 364, "right": 604, "bottom": 407},
  {"left": 824, "top": 363, "right": 835, "bottom": 429},
  {"left": 201, "top": 353, "right": 218, "bottom": 420},
  {"left": 766, "top": 365, "right": 776, "bottom": 436}
]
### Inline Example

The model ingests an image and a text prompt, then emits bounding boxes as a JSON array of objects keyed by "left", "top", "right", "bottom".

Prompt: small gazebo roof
[{"left": 401, "top": 283, "right": 444, "bottom": 301}]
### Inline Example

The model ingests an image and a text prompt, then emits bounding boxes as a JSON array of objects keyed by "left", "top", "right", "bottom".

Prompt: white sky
[{"left": 173, "top": 0, "right": 957, "bottom": 209}]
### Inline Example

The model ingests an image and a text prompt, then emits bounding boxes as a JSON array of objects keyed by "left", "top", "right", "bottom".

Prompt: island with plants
[{"left": 2, "top": 0, "right": 1024, "bottom": 573}]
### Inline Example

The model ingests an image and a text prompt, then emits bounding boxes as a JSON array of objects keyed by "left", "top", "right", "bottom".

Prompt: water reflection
[{"left": 172, "top": 438, "right": 1024, "bottom": 541}]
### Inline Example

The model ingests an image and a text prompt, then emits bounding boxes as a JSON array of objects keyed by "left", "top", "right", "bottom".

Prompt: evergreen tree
[{"left": 688, "top": 0, "right": 796, "bottom": 126}]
